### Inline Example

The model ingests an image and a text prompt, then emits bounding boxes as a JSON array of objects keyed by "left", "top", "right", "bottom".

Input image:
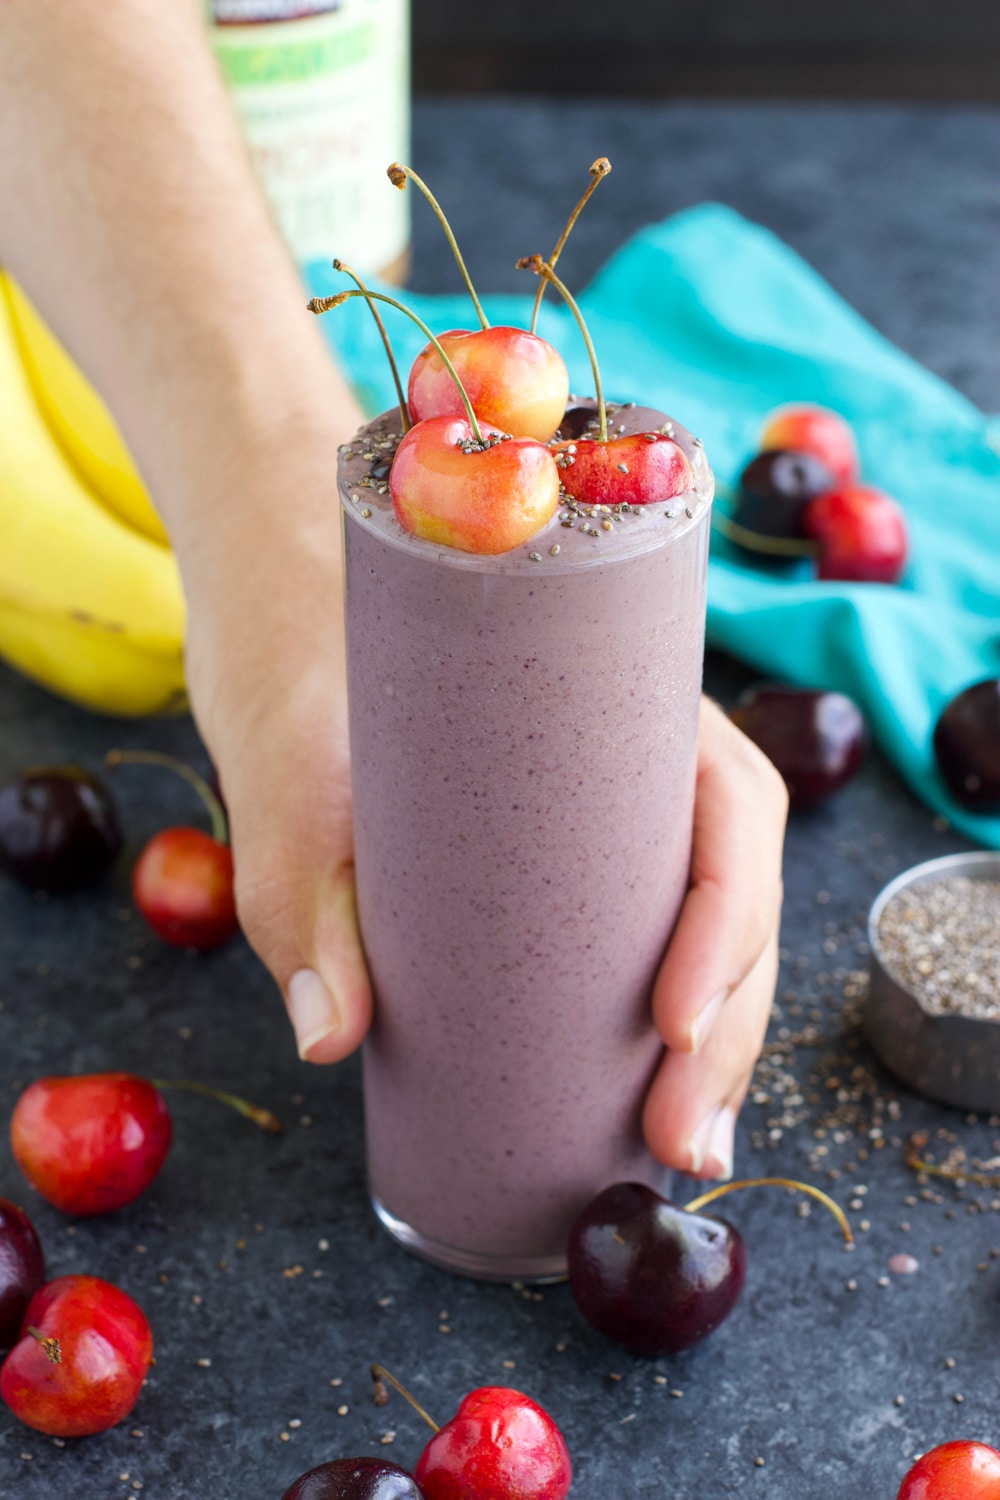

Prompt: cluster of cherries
[
  {"left": 0, "top": 1070, "right": 278, "bottom": 1437},
  {"left": 310, "top": 159, "right": 694, "bottom": 556},
  {"left": 0, "top": 750, "right": 237, "bottom": 948},
  {"left": 727, "top": 404, "right": 909, "bottom": 583},
  {"left": 0, "top": 1191, "right": 152, "bottom": 1438},
  {"left": 727, "top": 660, "right": 1000, "bottom": 819}
]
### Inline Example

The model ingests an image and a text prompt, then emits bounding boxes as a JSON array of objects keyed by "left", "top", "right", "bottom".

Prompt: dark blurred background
[{"left": 411, "top": 0, "right": 1000, "bottom": 98}]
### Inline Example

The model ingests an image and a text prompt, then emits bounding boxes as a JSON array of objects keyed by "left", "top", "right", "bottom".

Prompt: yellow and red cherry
[
  {"left": 415, "top": 1388, "right": 571, "bottom": 1500},
  {"left": 760, "top": 403, "right": 859, "bottom": 488},
  {"left": 408, "top": 327, "right": 569, "bottom": 443},
  {"left": 390, "top": 415, "right": 560, "bottom": 555},
  {"left": 933, "top": 678, "right": 1000, "bottom": 811},
  {"left": 107, "top": 749, "right": 238, "bottom": 949},
  {"left": 803, "top": 483, "right": 908, "bottom": 582},
  {"left": 384, "top": 162, "right": 570, "bottom": 442},
  {"left": 552, "top": 430, "right": 692, "bottom": 507},
  {"left": 0, "top": 1274, "right": 153, "bottom": 1437},
  {"left": 897, "top": 1441, "right": 1000, "bottom": 1499},
  {"left": 0, "top": 1200, "right": 45, "bottom": 1349},
  {"left": 729, "top": 684, "right": 867, "bottom": 808},
  {"left": 11, "top": 1072, "right": 172, "bottom": 1216},
  {"left": 281, "top": 1458, "right": 426, "bottom": 1500}
]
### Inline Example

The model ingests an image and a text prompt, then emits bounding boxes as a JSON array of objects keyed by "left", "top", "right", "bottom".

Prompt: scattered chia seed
[
  {"left": 877, "top": 877, "right": 1000, "bottom": 1018},
  {"left": 528, "top": 552, "right": 542, "bottom": 562}
]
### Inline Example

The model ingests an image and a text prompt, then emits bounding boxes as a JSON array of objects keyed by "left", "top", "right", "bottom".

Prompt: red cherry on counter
[
  {"left": 107, "top": 749, "right": 238, "bottom": 949},
  {"left": 0, "top": 1274, "right": 153, "bottom": 1437},
  {"left": 415, "top": 1388, "right": 572, "bottom": 1500},
  {"left": 409, "top": 328, "right": 569, "bottom": 444},
  {"left": 282, "top": 1458, "right": 426, "bottom": 1500},
  {"left": 0, "top": 765, "right": 122, "bottom": 891},
  {"left": 803, "top": 483, "right": 908, "bottom": 583},
  {"left": 729, "top": 684, "right": 867, "bottom": 808},
  {"left": 11, "top": 1072, "right": 172, "bottom": 1216},
  {"left": 0, "top": 1199, "right": 45, "bottom": 1349},
  {"left": 897, "top": 1440, "right": 1000, "bottom": 1499},
  {"left": 132, "top": 826, "right": 237, "bottom": 949},
  {"left": 390, "top": 415, "right": 560, "bottom": 555},
  {"left": 760, "top": 403, "right": 859, "bottom": 488},
  {"left": 552, "top": 430, "right": 692, "bottom": 507},
  {"left": 932, "top": 678, "right": 1000, "bottom": 811}
]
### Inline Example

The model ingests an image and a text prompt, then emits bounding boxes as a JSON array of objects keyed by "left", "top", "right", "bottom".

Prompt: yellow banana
[
  {"left": 2, "top": 274, "right": 169, "bottom": 546},
  {"left": 0, "top": 285, "right": 187, "bottom": 716}
]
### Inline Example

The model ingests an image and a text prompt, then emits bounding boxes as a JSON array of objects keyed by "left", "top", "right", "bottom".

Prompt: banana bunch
[{"left": 0, "top": 274, "right": 187, "bottom": 716}]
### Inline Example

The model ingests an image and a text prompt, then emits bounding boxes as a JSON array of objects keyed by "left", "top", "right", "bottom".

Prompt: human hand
[
  {"left": 642, "top": 696, "right": 789, "bottom": 1179},
  {"left": 180, "top": 425, "right": 372, "bottom": 1067}
]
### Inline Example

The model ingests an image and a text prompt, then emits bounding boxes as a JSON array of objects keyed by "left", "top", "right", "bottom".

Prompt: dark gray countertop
[{"left": 2, "top": 98, "right": 999, "bottom": 1500}]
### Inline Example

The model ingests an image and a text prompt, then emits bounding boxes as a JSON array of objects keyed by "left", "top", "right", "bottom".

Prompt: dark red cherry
[
  {"left": 0, "top": 1199, "right": 46, "bottom": 1349},
  {"left": 729, "top": 684, "right": 866, "bottom": 808},
  {"left": 555, "top": 401, "right": 601, "bottom": 441},
  {"left": 734, "top": 449, "right": 835, "bottom": 539},
  {"left": 567, "top": 1181, "right": 746, "bottom": 1356},
  {"left": 0, "top": 766, "right": 122, "bottom": 891},
  {"left": 281, "top": 1458, "right": 425, "bottom": 1500},
  {"left": 933, "top": 679, "right": 1000, "bottom": 811}
]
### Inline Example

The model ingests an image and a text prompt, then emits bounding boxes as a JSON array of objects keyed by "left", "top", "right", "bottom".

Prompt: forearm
[{"left": 0, "top": 0, "right": 362, "bottom": 575}]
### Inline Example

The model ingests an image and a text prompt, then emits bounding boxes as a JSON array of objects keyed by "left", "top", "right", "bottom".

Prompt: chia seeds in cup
[{"left": 866, "top": 852, "right": 1000, "bottom": 1112}]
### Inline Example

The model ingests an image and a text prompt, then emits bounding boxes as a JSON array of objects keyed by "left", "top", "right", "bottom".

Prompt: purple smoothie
[{"left": 339, "top": 401, "right": 712, "bottom": 1279}]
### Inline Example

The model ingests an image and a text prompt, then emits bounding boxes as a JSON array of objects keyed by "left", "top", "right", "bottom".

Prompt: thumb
[{"left": 234, "top": 835, "right": 373, "bottom": 1065}]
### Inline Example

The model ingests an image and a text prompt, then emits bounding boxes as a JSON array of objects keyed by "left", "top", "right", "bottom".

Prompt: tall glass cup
[{"left": 339, "top": 403, "right": 712, "bottom": 1280}]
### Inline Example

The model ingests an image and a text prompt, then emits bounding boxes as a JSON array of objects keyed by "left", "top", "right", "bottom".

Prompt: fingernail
[
  {"left": 689, "top": 987, "right": 729, "bottom": 1053},
  {"left": 687, "top": 1104, "right": 736, "bottom": 1180},
  {"left": 287, "top": 968, "right": 341, "bottom": 1061}
]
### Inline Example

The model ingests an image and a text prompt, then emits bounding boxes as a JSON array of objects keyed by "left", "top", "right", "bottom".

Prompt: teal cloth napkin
[{"left": 305, "top": 203, "right": 1000, "bottom": 847}]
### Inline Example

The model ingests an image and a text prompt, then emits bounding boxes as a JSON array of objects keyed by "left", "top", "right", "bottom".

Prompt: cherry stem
[
  {"left": 152, "top": 1079, "right": 283, "bottom": 1134},
  {"left": 906, "top": 1131, "right": 1000, "bottom": 1188},
  {"left": 27, "top": 1326, "right": 62, "bottom": 1364},
  {"left": 105, "top": 750, "right": 228, "bottom": 845},
  {"left": 530, "top": 157, "right": 611, "bottom": 336},
  {"left": 711, "top": 506, "right": 820, "bottom": 559},
  {"left": 308, "top": 290, "right": 486, "bottom": 446},
  {"left": 332, "top": 259, "right": 410, "bottom": 433},
  {"left": 370, "top": 1363, "right": 440, "bottom": 1433},
  {"left": 387, "top": 162, "right": 489, "bottom": 331},
  {"left": 516, "top": 256, "right": 606, "bottom": 443},
  {"left": 684, "top": 1176, "right": 854, "bottom": 1246}
]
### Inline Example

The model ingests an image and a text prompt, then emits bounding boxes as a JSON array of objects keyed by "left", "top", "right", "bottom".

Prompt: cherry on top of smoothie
[{"left": 337, "top": 398, "right": 712, "bottom": 574}]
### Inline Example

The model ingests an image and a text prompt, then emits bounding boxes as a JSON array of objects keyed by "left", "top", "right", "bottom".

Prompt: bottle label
[{"left": 210, "top": 0, "right": 409, "bottom": 273}]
